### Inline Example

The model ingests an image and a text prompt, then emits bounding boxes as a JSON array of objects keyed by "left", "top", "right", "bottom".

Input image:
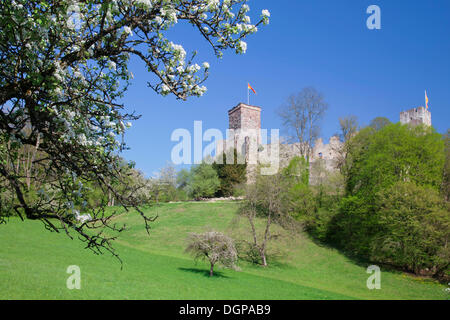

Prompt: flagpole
[{"left": 247, "top": 84, "right": 249, "bottom": 105}]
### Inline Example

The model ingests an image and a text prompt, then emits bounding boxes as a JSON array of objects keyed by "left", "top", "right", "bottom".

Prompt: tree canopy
[
  {"left": 345, "top": 123, "right": 445, "bottom": 198},
  {"left": 326, "top": 123, "right": 448, "bottom": 278}
]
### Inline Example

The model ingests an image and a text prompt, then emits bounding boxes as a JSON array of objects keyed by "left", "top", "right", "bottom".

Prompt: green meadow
[{"left": 0, "top": 202, "right": 446, "bottom": 300}]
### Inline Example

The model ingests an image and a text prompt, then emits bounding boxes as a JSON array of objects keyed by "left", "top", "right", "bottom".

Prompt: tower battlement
[
  {"left": 228, "top": 103, "right": 261, "bottom": 131},
  {"left": 400, "top": 106, "right": 431, "bottom": 126}
]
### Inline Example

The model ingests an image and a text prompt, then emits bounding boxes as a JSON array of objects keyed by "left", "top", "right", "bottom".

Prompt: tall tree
[
  {"left": 237, "top": 172, "right": 297, "bottom": 267},
  {"left": 212, "top": 150, "right": 247, "bottom": 197},
  {"left": 338, "top": 115, "right": 358, "bottom": 143},
  {"left": 328, "top": 124, "right": 448, "bottom": 279},
  {"left": 369, "top": 117, "right": 391, "bottom": 131},
  {"left": 277, "top": 87, "right": 328, "bottom": 161},
  {"left": 334, "top": 115, "right": 359, "bottom": 172},
  {"left": 189, "top": 163, "right": 220, "bottom": 200},
  {"left": 0, "top": 0, "right": 270, "bottom": 259},
  {"left": 443, "top": 129, "right": 450, "bottom": 201}
]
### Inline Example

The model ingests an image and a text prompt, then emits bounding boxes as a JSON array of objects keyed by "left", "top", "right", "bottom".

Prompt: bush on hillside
[
  {"left": 212, "top": 150, "right": 247, "bottom": 197},
  {"left": 373, "top": 182, "right": 449, "bottom": 279},
  {"left": 182, "top": 163, "right": 220, "bottom": 200},
  {"left": 327, "top": 123, "right": 448, "bottom": 280}
]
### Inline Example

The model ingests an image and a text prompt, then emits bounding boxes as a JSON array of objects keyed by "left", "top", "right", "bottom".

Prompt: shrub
[
  {"left": 373, "top": 182, "right": 449, "bottom": 278},
  {"left": 327, "top": 195, "right": 375, "bottom": 256},
  {"left": 189, "top": 163, "right": 220, "bottom": 200},
  {"left": 213, "top": 150, "right": 247, "bottom": 197}
]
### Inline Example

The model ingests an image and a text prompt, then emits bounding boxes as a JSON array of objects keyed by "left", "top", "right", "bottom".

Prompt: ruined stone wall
[
  {"left": 400, "top": 106, "right": 432, "bottom": 126},
  {"left": 218, "top": 103, "right": 343, "bottom": 184},
  {"left": 310, "top": 136, "right": 341, "bottom": 172},
  {"left": 217, "top": 102, "right": 434, "bottom": 186}
]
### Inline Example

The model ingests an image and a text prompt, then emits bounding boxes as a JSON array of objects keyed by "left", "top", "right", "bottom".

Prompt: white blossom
[
  {"left": 75, "top": 212, "right": 92, "bottom": 224},
  {"left": 238, "top": 41, "right": 247, "bottom": 54},
  {"left": 108, "top": 60, "right": 117, "bottom": 71},
  {"left": 261, "top": 9, "right": 271, "bottom": 25},
  {"left": 123, "top": 26, "right": 133, "bottom": 36}
]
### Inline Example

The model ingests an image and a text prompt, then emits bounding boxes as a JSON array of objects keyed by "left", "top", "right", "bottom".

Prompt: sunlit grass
[{"left": 0, "top": 202, "right": 446, "bottom": 300}]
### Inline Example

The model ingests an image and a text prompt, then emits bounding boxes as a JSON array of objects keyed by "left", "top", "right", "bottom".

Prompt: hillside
[{"left": 0, "top": 202, "right": 446, "bottom": 300}]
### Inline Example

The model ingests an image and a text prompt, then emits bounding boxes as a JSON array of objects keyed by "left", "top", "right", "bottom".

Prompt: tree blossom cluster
[{"left": 0, "top": 0, "right": 269, "bottom": 260}]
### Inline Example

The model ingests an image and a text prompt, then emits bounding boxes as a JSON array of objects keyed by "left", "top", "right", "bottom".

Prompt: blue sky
[{"left": 120, "top": 0, "right": 450, "bottom": 177}]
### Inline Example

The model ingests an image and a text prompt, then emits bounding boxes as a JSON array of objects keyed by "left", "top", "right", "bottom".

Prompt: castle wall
[
  {"left": 217, "top": 102, "right": 343, "bottom": 184},
  {"left": 218, "top": 102, "right": 433, "bottom": 185},
  {"left": 400, "top": 106, "right": 431, "bottom": 126}
]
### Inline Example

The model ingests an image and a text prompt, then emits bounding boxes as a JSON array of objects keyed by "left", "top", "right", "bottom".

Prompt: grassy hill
[{"left": 0, "top": 202, "right": 447, "bottom": 300}]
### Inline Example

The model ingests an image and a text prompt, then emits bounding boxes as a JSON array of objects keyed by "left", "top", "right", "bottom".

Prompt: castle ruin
[
  {"left": 400, "top": 106, "right": 432, "bottom": 126},
  {"left": 216, "top": 102, "right": 432, "bottom": 182},
  {"left": 216, "top": 103, "right": 342, "bottom": 182}
]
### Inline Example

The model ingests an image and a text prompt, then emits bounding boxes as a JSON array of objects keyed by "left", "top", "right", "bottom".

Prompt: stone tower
[
  {"left": 228, "top": 103, "right": 261, "bottom": 133},
  {"left": 400, "top": 106, "right": 431, "bottom": 126},
  {"left": 227, "top": 103, "right": 262, "bottom": 160}
]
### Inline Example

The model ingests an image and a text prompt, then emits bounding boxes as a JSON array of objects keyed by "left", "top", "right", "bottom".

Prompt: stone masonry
[
  {"left": 216, "top": 102, "right": 342, "bottom": 183},
  {"left": 400, "top": 106, "right": 432, "bottom": 126}
]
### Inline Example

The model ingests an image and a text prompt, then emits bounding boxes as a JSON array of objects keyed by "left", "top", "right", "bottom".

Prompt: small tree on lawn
[
  {"left": 237, "top": 172, "right": 298, "bottom": 267},
  {"left": 185, "top": 231, "right": 238, "bottom": 277}
]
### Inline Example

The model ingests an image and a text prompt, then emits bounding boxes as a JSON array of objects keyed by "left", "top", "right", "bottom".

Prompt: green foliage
[
  {"left": 281, "top": 157, "right": 314, "bottom": 221},
  {"left": 327, "top": 123, "right": 448, "bottom": 279},
  {"left": 189, "top": 163, "right": 220, "bottom": 200},
  {"left": 373, "top": 182, "right": 449, "bottom": 279},
  {"left": 327, "top": 195, "right": 374, "bottom": 256},
  {"left": 443, "top": 130, "right": 450, "bottom": 201},
  {"left": 282, "top": 157, "right": 344, "bottom": 241},
  {"left": 212, "top": 150, "right": 247, "bottom": 197},
  {"left": 281, "top": 156, "right": 309, "bottom": 186},
  {"left": 346, "top": 123, "right": 445, "bottom": 198},
  {"left": 369, "top": 117, "right": 391, "bottom": 131}
]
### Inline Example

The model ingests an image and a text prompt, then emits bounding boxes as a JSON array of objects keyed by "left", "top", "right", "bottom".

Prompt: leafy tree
[
  {"left": 338, "top": 126, "right": 376, "bottom": 191},
  {"left": 185, "top": 231, "right": 238, "bottom": 277},
  {"left": 176, "top": 168, "right": 192, "bottom": 197},
  {"left": 373, "top": 182, "right": 449, "bottom": 278},
  {"left": 149, "top": 163, "right": 178, "bottom": 202},
  {"left": 282, "top": 156, "right": 343, "bottom": 241},
  {"left": 328, "top": 123, "right": 448, "bottom": 279},
  {"left": 369, "top": 117, "right": 391, "bottom": 131},
  {"left": 338, "top": 115, "right": 358, "bottom": 143},
  {"left": 212, "top": 150, "right": 247, "bottom": 197},
  {"left": 443, "top": 130, "right": 450, "bottom": 201},
  {"left": 281, "top": 155, "right": 309, "bottom": 186},
  {"left": 0, "top": 0, "right": 269, "bottom": 256},
  {"left": 189, "top": 163, "right": 220, "bottom": 200},
  {"left": 333, "top": 115, "right": 358, "bottom": 173},
  {"left": 345, "top": 123, "right": 445, "bottom": 198},
  {"left": 237, "top": 172, "right": 298, "bottom": 266},
  {"left": 281, "top": 156, "right": 315, "bottom": 219}
]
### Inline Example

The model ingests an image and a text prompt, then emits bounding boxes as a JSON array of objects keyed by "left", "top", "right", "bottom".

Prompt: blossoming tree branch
[{"left": 0, "top": 0, "right": 270, "bottom": 261}]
